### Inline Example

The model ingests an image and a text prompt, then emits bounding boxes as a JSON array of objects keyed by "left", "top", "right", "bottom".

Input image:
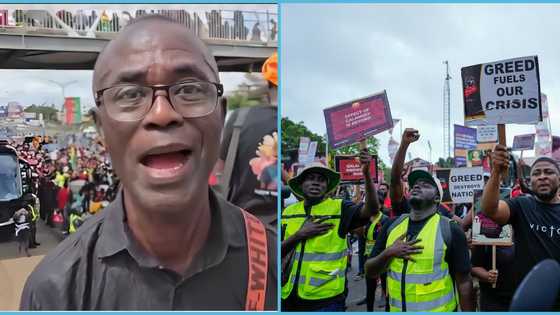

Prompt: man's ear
[{"left": 90, "top": 108, "right": 105, "bottom": 145}]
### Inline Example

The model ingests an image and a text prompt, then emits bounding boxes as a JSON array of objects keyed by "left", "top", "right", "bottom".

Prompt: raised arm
[
  {"left": 390, "top": 128, "right": 419, "bottom": 207},
  {"left": 481, "top": 144, "right": 511, "bottom": 225},
  {"left": 359, "top": 148, "right": 379, "bottom": 219}
]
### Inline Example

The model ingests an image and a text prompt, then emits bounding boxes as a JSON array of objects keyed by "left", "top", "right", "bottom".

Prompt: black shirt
[
  {"left": 471, "top": 245, "right": 515, "bottom": 299},
  {"left": 219, "top": 106, "right": 278, "bottom": 225},
  {"left": 281, "top": 199, "right": 369, "bottom": 311},
  {"left": 393, "top": 198, "right": 454, "bottom": 219},
  {"left": 505, "top": 195, "right": 560, "bottom": 287},
  {"left": 20, "top": 189, "right": 277, "bottom": 310},
  {"left": 370, "top": 212, "right": 471, "bottom": 279}
]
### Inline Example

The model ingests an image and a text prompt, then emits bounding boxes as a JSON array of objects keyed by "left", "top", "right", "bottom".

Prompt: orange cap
[{"left": 262, "top": 52, "right": 278, "bottom": 86}]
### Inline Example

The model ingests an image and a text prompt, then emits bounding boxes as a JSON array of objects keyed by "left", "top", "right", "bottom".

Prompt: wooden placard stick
[
  {"left": 492, "top": 245, "right": 497, "bottom": 289},
  {"left": 359, "top": 139, "right": 368, "bottom": 151}
]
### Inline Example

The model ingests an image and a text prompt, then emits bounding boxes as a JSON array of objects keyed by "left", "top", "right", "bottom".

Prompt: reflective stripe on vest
[
  {"left": 365, "top": 212, "right": 383, "bottom": 255},
  {"left": 386, "top": 214, "right": 457, "bottom": 312},
  {"left": 389, "top": 290, "right": 455, "bottom": 311},
  {"left": 289, "top": 268, "right": 346, "bottom": 287},
  {"left": 293, "top": 250, "right": 347, "bottom": 262},
  {"left": 281, "top": 198, "right": 348, "bottom": 300},
  {"left": 28, "top": 205, "right": 38, "bottom": 222}
]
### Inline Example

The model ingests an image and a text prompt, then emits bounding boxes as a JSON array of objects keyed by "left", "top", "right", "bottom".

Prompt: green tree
[
  {"left": 383, "top": 166, "right": 392, "bottom": 184},
  {"left": 436, "top": 157, "right": 455, "bottom": 168},
  {"left": 281, "top": 117, "right": 326, "bottom": 156},
  {"left": 24, "top": 105, "right": 59, "bottom": 122},
  {"left": 281, "top": 117, "right": 386, "bottom": 174},
  {"left": 226, "top": 73, "right": 267, "bottom": 110}
]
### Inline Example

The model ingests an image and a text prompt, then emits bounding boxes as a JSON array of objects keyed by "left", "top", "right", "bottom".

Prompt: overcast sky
[
  {"left": 0, "top": 71, "right": 254, "bottom": 112},
  {"left": 0, "top": 4, "right": 275, "bottom": 111},
  {"left": 282, "top": 4, "right": 560, "bottom": 165}
]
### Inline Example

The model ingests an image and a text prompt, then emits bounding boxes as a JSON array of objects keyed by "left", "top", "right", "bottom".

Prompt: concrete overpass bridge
[{"left": 0, "top": 8, "right": 277, "bottom": 72}]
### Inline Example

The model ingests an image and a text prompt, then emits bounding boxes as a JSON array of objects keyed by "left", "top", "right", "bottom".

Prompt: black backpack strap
[
  {"left": 221, "top": 107, "right": 250, "bottom": 198},
  {"left": 438, "top": 214, "right": 453, "bottom": 248}
]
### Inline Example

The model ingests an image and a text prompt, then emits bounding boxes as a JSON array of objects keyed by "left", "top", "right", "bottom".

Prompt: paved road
[
  {"left": 346, "top": 241, "right": 386, "bottom": 312},
  {"left": 0, "top": 220, "right": 63, "bottom": 310}
]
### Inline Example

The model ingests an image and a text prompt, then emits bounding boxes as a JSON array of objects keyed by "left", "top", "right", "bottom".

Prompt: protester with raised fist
[{"left": 482, "top": 145, "right": 560, "bottom": 289}]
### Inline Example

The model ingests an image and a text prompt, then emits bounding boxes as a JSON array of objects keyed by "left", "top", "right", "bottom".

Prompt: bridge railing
[{"left": 0, "top": 9, "right": 278, "bottom": 44}]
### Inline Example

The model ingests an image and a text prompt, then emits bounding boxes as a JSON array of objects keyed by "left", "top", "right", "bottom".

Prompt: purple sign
[
  {"left": 454, "top": 125, "right": 478, "bottom": 150},
  {"left": 553, "top": 136, "right": 560, "bottom": 161},
  {"left": 454, "top": 125, "right": 477, "bottom": 167},
  {"left": 512, "top": 134, "right": 536, "bottom": 151}
]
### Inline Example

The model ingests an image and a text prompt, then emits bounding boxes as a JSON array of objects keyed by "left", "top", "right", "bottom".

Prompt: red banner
[
  {"left": 335, "top": 155, "right": 378, "bottom": 184},
  {"left": 324, "top": 91, "right": 393, "bottom": 149}
]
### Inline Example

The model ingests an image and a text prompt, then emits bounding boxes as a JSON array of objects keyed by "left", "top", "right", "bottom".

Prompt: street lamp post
[{"left": 46, "top": 80, "right": 79, "bottom": 111}]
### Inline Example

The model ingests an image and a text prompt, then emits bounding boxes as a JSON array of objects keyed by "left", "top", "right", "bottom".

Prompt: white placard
[{"left": 449, "top": 167, "right": 484, "bottom": 203}]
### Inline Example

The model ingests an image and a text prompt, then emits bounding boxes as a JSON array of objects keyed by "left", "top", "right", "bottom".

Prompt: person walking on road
[{"left": 13, "top": 207, "right": 31, "bottom": 257}]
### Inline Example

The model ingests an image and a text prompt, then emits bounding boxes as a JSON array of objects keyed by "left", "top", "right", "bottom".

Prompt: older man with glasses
[{"left": 20, "top": 15, "right": 277, "bottom": 311}]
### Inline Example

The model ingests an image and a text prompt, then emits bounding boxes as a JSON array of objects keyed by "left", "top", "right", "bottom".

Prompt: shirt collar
[{"left": 97, "top": 188, "right": 245, "bottom": 275}]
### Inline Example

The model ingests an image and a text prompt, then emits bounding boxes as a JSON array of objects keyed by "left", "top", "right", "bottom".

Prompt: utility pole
[{"left": 443, "top": 60, "right": 451, "bottom": 159}]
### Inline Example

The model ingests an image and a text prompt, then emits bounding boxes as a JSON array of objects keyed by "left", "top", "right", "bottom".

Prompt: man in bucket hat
[
  {"left": 365, "top": 169, "right": 474, "bottom": 312},
  {"left": 281, "top": 148, "right": 379, "bottom": 311}
]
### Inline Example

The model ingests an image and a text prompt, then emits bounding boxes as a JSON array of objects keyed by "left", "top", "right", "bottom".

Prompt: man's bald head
[{"left": 93, "top": 15, "right": 219, "bottom": 93}]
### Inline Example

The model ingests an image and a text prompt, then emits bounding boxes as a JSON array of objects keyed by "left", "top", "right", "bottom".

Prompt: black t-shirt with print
[
  {"left": 219, "top": 106, "right": 277, "bottom": 224},
  {"left": 505, "top": 195, "right": 560, "bottom": 286}
]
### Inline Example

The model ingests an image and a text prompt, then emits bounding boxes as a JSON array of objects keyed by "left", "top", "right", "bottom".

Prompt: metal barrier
[{"left": 0, "top": 8, "right": 278, "bottom": 44}]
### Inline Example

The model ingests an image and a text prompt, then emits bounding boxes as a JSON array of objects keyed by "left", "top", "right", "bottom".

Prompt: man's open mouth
[
  {"left": 139, "top": 144, "right": 192, "bottom": 172},
  {"left": 141, "top": 150, "right": 191, "bottom": 170}
]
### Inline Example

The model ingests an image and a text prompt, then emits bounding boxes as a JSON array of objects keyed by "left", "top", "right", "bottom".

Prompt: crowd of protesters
[
  {"left": 281, "top": 128, "right": 560, "bottom": 312},
  {"left": 7, "top": 134, "right": 119, "bottom": 243}
]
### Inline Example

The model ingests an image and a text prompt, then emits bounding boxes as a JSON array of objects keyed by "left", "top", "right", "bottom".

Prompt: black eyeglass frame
[{"left": 94, "top": 80, "right": 224, "bottom": 120}]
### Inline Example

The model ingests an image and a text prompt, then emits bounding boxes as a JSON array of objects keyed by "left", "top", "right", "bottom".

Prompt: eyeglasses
[{"left": 95, "top": 80, "right": 224, "bottom": 122}]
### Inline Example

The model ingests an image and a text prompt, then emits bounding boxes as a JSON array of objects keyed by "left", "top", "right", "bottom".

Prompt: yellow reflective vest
[
  {"left": 281, "top": 198, "right": 348, "bottom": 300},
  {"left": 28, "top": 205, "right": 38, "bottom": 223},
  {"left": 386, "top": 214, "right": 457, "bottom": 312},
  {"left": 365, "top": 212, "right": 384, "bottom": 256},
  {"left": 69, "top": 213, "right": 81, "bottom": 234}
]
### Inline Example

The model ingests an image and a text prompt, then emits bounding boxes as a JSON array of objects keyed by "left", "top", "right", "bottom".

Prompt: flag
[
  {"left": 388, "top": 118, "right": 401, "bottom": 135},
  {"left": 427, "top": 140, "right": 432, "bottom": 151},
  {"left": 64, "top": 97, "right": 81, "bottom": 125},
  {"left": 388, "top": 137, "right": 399, "bottom": 162}
]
